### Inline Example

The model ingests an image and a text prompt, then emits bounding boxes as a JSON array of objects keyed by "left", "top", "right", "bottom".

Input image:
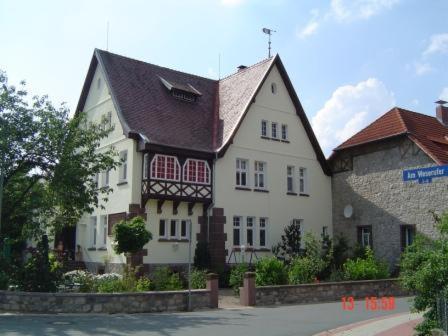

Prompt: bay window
[
  {"left": 183, "top": 159, "right": 210, "bottom": 184},
  {"left": 151, "top": 154, "right": 181, "bottom": 181}
]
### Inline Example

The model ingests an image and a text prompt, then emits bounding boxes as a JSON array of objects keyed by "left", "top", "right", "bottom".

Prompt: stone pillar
[
  {"left": 240, "top": 272, "right": 256, "bottom": 306},
  {"left": 206, "top": 273, "right": 219, "bottom": 308}
]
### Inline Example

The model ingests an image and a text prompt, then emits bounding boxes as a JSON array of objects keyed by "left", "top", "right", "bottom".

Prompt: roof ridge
[
  {"left": 394, "top": 107, "right": 410, "bottom": 133},
  {"left": 96, "top": 48, "right": 218, "bottom": 83},
  {"left": 218, "top": 56, "right": 275, "bottom": 82}
]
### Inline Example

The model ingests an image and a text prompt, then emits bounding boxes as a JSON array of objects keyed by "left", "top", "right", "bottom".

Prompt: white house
[{"left": 74, "top": 49, "right": 332, "bottom": 272}]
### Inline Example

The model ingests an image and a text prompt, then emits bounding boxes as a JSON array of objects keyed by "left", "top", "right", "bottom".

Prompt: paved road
[{"left": 0, "top": 297, "right": 414, "bottom": 336}]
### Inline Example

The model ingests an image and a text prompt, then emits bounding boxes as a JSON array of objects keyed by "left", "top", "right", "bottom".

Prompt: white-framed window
[
  {"left": 236, "top": 159, "right": 249, "bottom": 187},
  {"left": 101, "top": 170, "right": 109, "bottom": 187},
  {"left": 233, "top": 216, "right": 241, "bottom": 246},
  {"left": 246, "top": 217, "right": 254, "bottom": 247},
  {"left": 100, "top": 215, "right": 108, "bottom": 247},
  {"left": 159, "top": 219, "right": 167, "bottom": 239},
  {"left": 119, "top": 150, "right": 128, "bottom": 182},
  {"left": 261, "top": 120, "right": 268, "bottom": 137},
  {"left": 358, "top": 226, "right": 372, "bottom": 248},
  {"left": 254, "top": 161, "right": 266, "bottom": 189},
  {"left": 292, "top": 218, "right": 303, "bottom": 236},
  {"left": 90, "top": 216, "right": 97, "bottom": 247},
  {"left": 150, "top": 154, "right": 181, "bottom": 181},
  {"left": 94, "top": 173, "right": 99, "bottom": 188},
  {"left": 180, "top": 220, "right": 189, "bottom": 240},
  {"left": 259, "top": 218, "right": 268, "bottom": 248},
  {"left": 143, "top": 153, "right": 149, "bottom": 180},
  {"left": 271, "top": 122, "right": 278, "bottom": 139},
  {"left": 299, "top": 167, "right": 308, "bottom": 194},
  {"left": 183, "top": 159, "right": 211, "bottom": 184},
  {"left": 281, "top": 124, "right": 288, "bottom": 140},
  {"left": 287, "top": 166, "right": 295, "bottom": 193},
  {"left": 170, "top": 219, "right": 178, "bottom": 239},
  {"left": 322, "top": 226, "right": 328, "bottom": 238},
  {"left": 103, "top": 111, "right": 112, "bottom": 130}
]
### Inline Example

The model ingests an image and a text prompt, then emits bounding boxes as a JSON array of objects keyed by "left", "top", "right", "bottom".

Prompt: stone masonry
[{"left": 332, "top": 137, "right": 448, "bottom": 267}]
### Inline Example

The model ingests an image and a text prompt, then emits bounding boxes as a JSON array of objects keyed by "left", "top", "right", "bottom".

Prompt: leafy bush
[
  {"left": 190, "top": 269, "right": 207, "bottom": 289},
  {"left": 288, "top": 233, "right": 328, "bottom": 284},
  {"left": 0, "top": 270, "right": 8, "bottom": 290},
  {"left": 229, "top": 263, "right": 249, "bottom": 294},
  {"left": 272, "top": 220, "right": 302, "bottom": 261},
  {"left": 17, "top": 235, "right": 61, "bottom": 292},
  {"left": 97, "top": 279, "right": 126, "bottom": 293},
  {"left": 400, "top": 212, "right": 448, "bottom": 335},
  {"left": 151, "top": 266, "right": 183, "bottom": 291},
  {"left": 136, "top": 277, "right": 152, "bottom": 291},
  {"left": 113, "top": 216, "right": 152, "bottom": 255},
  {"left": 255, "top": 257, "right": 287, "bottom": 286},
  {"left": 193, "top": 241, "right": 211, "bottom": 270},
  {"left": 343, "top": 247, "right": 389, "bottom": 281},
  {"left": 288, "top": 257, "right": 322, "bottom": 284}
]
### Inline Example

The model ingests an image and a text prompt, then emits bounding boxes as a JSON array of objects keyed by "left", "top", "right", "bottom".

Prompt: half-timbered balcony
[{"left": 141, "top": 153, "right": 213, "bottom": 205}]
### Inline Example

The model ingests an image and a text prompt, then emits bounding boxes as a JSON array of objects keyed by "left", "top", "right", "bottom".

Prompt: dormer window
[{"left": 159, "top": 76, "right": 201, "bottom": 103}]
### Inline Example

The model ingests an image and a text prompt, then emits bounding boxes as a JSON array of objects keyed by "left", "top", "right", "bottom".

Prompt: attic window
[
  {"left": 172, "top": 89, "right": 197, "bottom": 102},
  {"left": 271, "top": 82, "right": 277, "bottom": 94},
  {"left": 159, "top": 76, "right": 201, "bottom": 103}
]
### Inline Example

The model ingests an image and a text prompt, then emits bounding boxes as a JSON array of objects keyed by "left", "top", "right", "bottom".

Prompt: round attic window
[{"left": 271, "top": 82, "right": 277, "bottom": 94}]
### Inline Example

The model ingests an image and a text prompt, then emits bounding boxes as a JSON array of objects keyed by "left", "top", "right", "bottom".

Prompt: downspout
[{"left": 206, "top": 152, "right": 218, "bottom": 242}]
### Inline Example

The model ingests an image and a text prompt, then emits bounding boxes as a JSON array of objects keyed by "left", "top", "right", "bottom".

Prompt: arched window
[
  {"left": 183, "top": 159, "right": 211, "bottom": 184},
  {"left": 150, "top": 154, "right": 180, "bottom": 181}
]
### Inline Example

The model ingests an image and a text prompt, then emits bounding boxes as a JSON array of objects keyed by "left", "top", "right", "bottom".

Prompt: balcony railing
[{"left": 142, "top": 179, "right": 212, "bottom": 203}]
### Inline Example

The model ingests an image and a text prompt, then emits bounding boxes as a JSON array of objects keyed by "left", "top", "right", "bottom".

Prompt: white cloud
[
  {"left": 330, "top": 0, "right": 399, "bottom": 22},
  {"left": 440, "top": 87, "right": 448, "bottom": 101},
  {"left": 414, "top": 62, "right": 433, "bottom": 76},
  {"left": 312, "top": 78, "right": 395, "bottom": 156},
  {"left": 298, "top": 20, "right": 319, "bottom": 39},
  {"left": 423, "top": 33, "right": 448, "bottom": 56},
  {"left": 220, "top": 0, "right": 244, "bottom": 6},
  {"left": 207, "top": 67, "right": 217, "bottom": 79}
]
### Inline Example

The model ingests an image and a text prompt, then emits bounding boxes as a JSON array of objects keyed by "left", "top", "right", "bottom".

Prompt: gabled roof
[
  {"left": 332, "top": 107, "right": 448, "bottom": 164},
  {"left": 76, "top": 49, "right": 330, "bottom": 174}
]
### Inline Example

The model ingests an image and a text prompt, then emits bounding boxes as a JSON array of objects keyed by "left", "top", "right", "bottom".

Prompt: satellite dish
[{"left": 344, "top": 205, "right": 354, "bottom": 218}]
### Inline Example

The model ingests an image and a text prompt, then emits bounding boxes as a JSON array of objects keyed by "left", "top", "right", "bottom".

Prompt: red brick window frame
[
  {"left": 150, "top": 154, "right": 180, "bottom": 181},
  {"left": 182, "top": 159, "right": 210, "bottom": 184}
]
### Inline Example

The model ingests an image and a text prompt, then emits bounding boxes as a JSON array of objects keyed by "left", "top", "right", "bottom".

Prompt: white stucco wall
[{"left": 214, "top": 65, "right": 332, "bottom": 262}]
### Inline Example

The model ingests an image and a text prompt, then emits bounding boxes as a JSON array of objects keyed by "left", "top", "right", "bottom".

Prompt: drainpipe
[{"left": 206, "top": 153, "right": 218, "bottom": 242}]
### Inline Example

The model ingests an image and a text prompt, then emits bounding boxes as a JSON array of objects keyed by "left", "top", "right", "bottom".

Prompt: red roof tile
[{"left": 334, "top": 107, "right": 448, "bottom": 164}]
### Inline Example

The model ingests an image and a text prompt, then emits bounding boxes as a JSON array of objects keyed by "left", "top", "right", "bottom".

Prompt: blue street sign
[{"left": 403, "top": 165, "right": 448, "bottom": 184}]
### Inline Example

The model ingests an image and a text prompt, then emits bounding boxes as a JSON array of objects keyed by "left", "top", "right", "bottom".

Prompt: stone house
[
  {"left": 330, "top": 104, "right": 448, "bottom": 268},
  {"left": 73, "top": 49, "right": 332, "bottom": 272}
]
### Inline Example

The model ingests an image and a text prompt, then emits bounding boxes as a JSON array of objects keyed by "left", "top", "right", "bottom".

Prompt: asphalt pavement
[{"left": 0, "top": 297, "right": 414, "bottom": 336}]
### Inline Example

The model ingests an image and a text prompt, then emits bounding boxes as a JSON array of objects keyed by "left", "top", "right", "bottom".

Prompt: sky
[{"left": 1, "top": 0, "right": 447, "bottom": 155}]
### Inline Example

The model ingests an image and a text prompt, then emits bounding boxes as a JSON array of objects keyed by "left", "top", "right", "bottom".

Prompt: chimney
[
  {"left": 237, "top": 65, "right": 247, "bottom": 72},
  {"left": 436, "top": 100, "right": 448, "bottom": 126}
]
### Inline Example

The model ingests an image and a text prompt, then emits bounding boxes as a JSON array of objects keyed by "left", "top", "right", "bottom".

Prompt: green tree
[
  {"left": 400, "top": 213, "right": 448, "bottom": 335},
  {"left": 0, "top": 70, "right": 120, "bottom": 248},
  {"left": 113, "top": 216, "right": 152, "bottom": 255},
  {"left": 272, "top": 220, "right": 302, "bottom": 261}
]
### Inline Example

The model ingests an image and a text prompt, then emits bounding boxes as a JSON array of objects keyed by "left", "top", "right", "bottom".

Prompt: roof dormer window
[{"left": 159, "top": 76, "right": 201, "bottom": 103}]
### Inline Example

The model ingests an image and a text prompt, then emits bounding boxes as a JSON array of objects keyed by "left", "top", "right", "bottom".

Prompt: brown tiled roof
[
  {"left": 76, "top": 49, "right": 330, "bottom": 174},
  {"left": 334, "top": 107, "right": 448, "bottom": 164}
]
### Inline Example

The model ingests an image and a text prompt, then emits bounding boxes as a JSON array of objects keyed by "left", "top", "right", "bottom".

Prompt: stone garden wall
[
  {"left": 0, "top": 289, "right": 212, "bottom": 313},
  {"left": 254, "top": 279, "right": 409, "bottom": 306}
]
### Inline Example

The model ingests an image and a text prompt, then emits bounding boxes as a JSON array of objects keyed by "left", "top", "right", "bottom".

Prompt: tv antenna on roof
[{"left": 262, "top": 28, "right": 276, "bottom": 58}]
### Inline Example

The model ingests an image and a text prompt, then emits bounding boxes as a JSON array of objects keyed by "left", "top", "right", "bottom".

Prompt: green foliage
[
  {"left": 400, "top": 213, "right": 448, "bottom": 334},
  {"left": 151, "top": 266, "right": 183, "bottom": 291},
  {"left": 135, "top": 277, "right": 152, "bottom": 292},
  {"left": 0, "top": 270, "right": 8, "bottom": 290},
  {"left": 190, "top": 268, "right": 207, "bottom": 289},
  {"left": 97, "top": 279, "right": 126, "bottom": 293},
  {"left": 0, "top": 70, "right": 120, "bottom": 242},
  {"left": 113, "top": 216, "right": 152, "bottom": 255},
  {"left": 288, "top": 257, "right": 321, "bottom": 284},
  {"left": 288, "top": 233, "right": 329, "bottom": 284},
  {"left": 343, "top": 247, "right": 389, "bottom": 281},
  {"left": 255, "top": 257, "right": 287, "bottom": 286},
  {"left": 17, "top": 235, "right": 62, "bottom": 292},
  {"left": 272, "top": 220, "right": 302, "bottom": 261},
  {"left": 332, "top": 235, "right": 350, "bottom": 270},
  {"left": 193, "top": 241, "right": 211, "bottom": 270},
  {"left": 229, "top": 263, "right": 249, "bottom": 294}
]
